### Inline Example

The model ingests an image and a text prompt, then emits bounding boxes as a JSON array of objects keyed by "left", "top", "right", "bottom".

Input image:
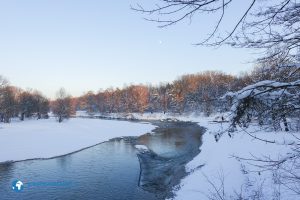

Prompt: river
[{"left": 0, "top": 120, "right": 203, "bottom": 200}]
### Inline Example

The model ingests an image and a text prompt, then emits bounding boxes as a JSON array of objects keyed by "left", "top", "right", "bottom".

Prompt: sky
[{"left": 0, "top": 0, "right": 257, "bottom": 99}]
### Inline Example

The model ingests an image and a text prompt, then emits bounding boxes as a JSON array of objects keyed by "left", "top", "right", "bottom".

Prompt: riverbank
[
  {"left": 81, "top": 112, "right": 299, "bottom": 199},
  {"left": 172, "top": 117, "right": 297, "bottom": 200},
  {"left": 0, "top": 118, "right": 155, "bottom": 163}
]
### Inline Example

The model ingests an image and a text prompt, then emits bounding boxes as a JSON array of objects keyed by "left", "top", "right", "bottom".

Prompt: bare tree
[
  {"left": 133, "top": 0, "right": 300, "bottom": 61},
  {"left": 33, "top": 91, "right": 50, "bottom": 119},
  {"left": 0, "top": 86, "right": 18, "bottom": 123},
  {"left": 18, "top": 90, "right": 50, "bottom": 120},
  {"left": 81, "top": 91, "right": 97, "bottom": 114},
  {"left": 52, "top": 88, "right": 73, "bottom": 123}
]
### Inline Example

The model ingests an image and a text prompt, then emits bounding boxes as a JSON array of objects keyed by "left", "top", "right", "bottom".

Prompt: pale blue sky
[{"left": 0, "top": 0, "right": 256, "bottom": 98}]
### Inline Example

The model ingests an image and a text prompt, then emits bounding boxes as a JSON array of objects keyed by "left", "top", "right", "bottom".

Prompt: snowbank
[
  {"left": 166, "top": 115, "right": 297, "bottom": 200},
  {"left": 76, "top": 111, "right": 180, "bottom": 122},
  {"left": 134, "top": 145, "right": 149, "bottom": 151},
  {"left": 0, "top": 118, "right": 155, "bottom": 163}
]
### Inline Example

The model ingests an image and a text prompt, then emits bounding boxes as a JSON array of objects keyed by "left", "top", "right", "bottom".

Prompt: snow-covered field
[
  {"left": 84, "top": 112, "right": 298, "bottom": 199},
  {"left": 0, "top": 118, "right": 155, "bottom": 163}
]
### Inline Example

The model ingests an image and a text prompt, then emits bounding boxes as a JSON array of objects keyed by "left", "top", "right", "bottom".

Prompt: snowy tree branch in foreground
[
  {"left": 224, "top": 79, "right": 300, "bottom": 133},
  {"left": 208, "top": 64, "right": 300, "bottom": 198},
  {"left": 133, "top": 0, "right": 300, "bottom": 60},
  {"left": 230, "top": 142, "right": 300, "bottom": 196}
]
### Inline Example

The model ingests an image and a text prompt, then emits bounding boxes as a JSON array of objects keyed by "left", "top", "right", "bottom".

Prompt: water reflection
[
  {"left": 138, "top": 122, "right": 202, "bottom": 158},
  {"left": 136, "top": 122, "right": 203, "bottom": 198},
  {"left": 56, "top": 155, "right": 72, "bottom": 168}
]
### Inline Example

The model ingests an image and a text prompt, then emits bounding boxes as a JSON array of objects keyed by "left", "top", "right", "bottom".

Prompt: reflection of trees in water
[
  {"left": 174, "top": 141, "right": 185, "bottom": 147},
  {"left": 138, "top": 123, "right": 202, "bottom": 157},
  {"left": 0, "top": 162, "right": 15, "bottom": 180},
  {"left": 138, "top": 134, "right": 151, "bottom": 145},
  {"left": 115, "top": 140, "right": 136, "bottom": 155},
  {"left": 56, "top": 155, "right": 72, "bottom": 168},
  {"left": 136, "top": 122, "right": 204, "bottom": 199}
]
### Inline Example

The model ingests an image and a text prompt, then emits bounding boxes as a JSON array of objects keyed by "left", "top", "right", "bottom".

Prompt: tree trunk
[
  {"left": 20, "top": 112, "right": 24, "bottom": 121},
  {"left": 37, "top": 112, "right": 41, "bottom": 120},
  {"left": 59, "top": 116, "right": 63, "bottom": 123},
  {"left": 282, "top": 115, "right": 289, "bottom": 132}
]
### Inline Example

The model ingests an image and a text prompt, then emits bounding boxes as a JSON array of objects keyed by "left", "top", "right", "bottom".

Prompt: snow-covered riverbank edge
[
  {"left": 80, "top": 112, "right": 299, "bottom": 199},
  {"left": 0, "top": 118, "right": 155, "bottom": 163},
  {"left": 171, "top": 117, "right": 298, "bottom": 200}
]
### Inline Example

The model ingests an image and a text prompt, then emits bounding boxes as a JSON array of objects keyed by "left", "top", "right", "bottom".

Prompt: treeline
[
  {"left": 76, "top": 71, "right": 229, "bottom": 115},
  {"left": 0, "top": 77, "right": 50, "bottom": 123},
  {"left": 0, "top": 78, "right": 76, "bottom": 123},
  {"left": 75, "top": 71, "right": 251, "bottom": 116},
  {"left": 1, "top": 62, "right": 298, "bottom": 125},
  {"left": 75, "top": 62, "right": 299, "bottom": 132}
]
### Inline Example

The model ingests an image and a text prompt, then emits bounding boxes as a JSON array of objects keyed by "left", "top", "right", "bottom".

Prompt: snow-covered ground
[
  {"left": 1, "top": 111, "right": 298, "bottom": 199},
  {"left": 171, "top": 116, "right": 297, "bottom": 200},
  {"left": 82, "top": 111, "right": 298, "bottom": 199},
  {"left": 0, "top": 118, "right": 155, "bottom": 163}
]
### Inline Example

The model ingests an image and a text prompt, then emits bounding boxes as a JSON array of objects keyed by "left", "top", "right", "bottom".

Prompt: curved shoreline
[
  {"left": 0, "top": 117, "right": 155, "bottom": 164},
  {"left": 0, "top": 116, "right": 200, "bottom": 165},
  {"left": 1, "top": 139, "right": 111, "bottom": 165}
]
